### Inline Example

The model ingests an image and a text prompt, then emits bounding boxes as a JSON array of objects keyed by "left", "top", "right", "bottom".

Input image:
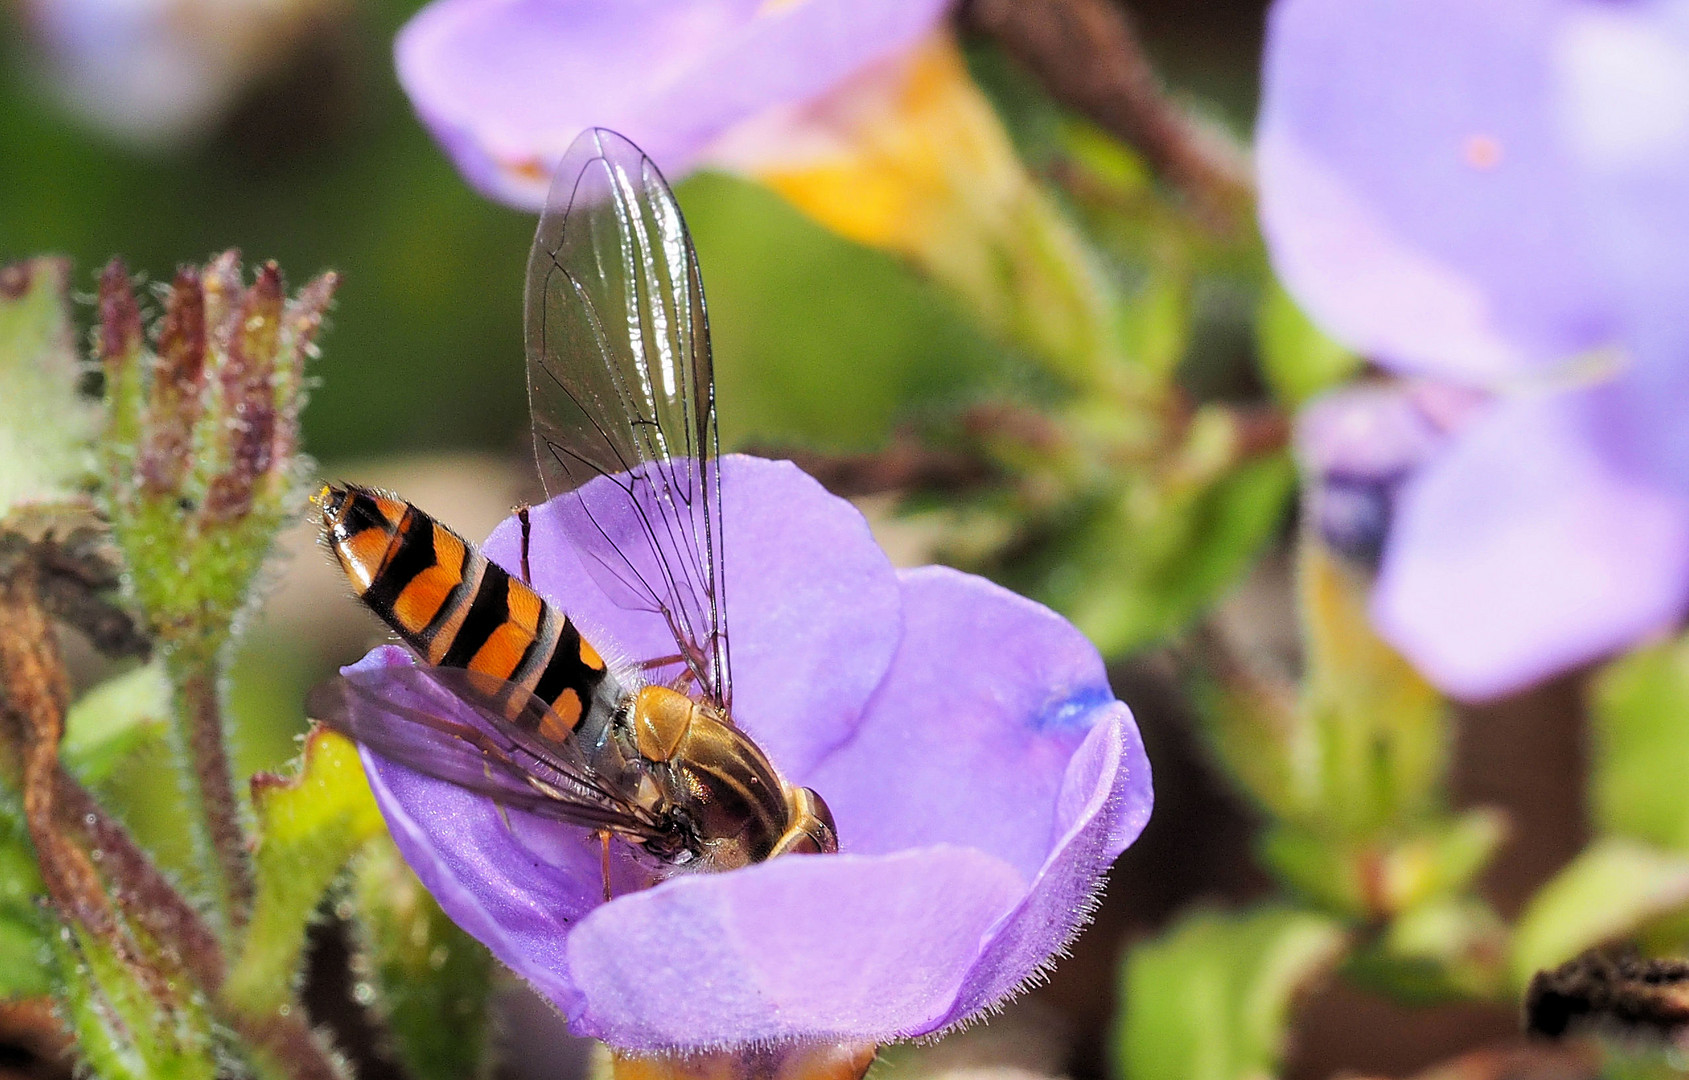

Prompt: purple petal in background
[
  {"left": 1257, "top": 0, "right": 1620, "bottom": 382},
  {"left": 396, "top": 0, "right": 952, "bottom": 208},
  {"left": 1294, "top": 382, "right": 1481, "bottom": 565},
  {"left": 1262, "top": 0, "right": 1689, "bottom": 698},
  {"left": 1373, "top": 392, "right": 1689, "bottom": 699},
  {"left": 1553, "top": 5, "right": 1689, "bottom": 486}
]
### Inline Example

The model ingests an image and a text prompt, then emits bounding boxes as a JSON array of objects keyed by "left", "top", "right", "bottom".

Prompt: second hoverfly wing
[
  {"left": 308, "top": 665, "right": 668, "bottom": 839},
  {"left": 524, "top": 128, "right": 731, "bottom": 711}
]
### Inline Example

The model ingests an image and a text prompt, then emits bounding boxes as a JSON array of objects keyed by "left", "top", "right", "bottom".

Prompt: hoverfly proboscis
[{"left": 308, "top": 128, "right": 839, "bottom": 878}]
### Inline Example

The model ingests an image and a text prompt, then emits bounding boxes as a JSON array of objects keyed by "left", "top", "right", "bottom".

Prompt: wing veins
[{"left": 525, "top": 129, "right": 731, "bottom": 708}]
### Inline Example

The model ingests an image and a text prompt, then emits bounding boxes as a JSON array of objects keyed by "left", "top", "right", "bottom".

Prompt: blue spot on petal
[{"left": 1036, "top": 685, "right": 1116, "bottom": 731}]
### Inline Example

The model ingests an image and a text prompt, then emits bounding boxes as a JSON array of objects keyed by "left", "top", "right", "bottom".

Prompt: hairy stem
[
  {"left": 166, "top": 644, "right": 255, "bottom": 936},
  {"left": 0, "top": 536, "right": 347, "bottom": 1080},
  {"left": 55, "top": 774, "right": 227, "bottom": 989}
]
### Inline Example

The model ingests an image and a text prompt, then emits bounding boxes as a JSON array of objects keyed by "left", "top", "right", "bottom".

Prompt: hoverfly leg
[
  {"left": 516, "top": 505, "right": 534, "bottom": 584},
  {"left": 485, "top": 760, "right": 517, "bottom": 833},
  {"left": 597, "top": 830, "right": 613, "bottom": 902},
  {"left": 636, "top": 653, "right": 698, "bottom": 693}
]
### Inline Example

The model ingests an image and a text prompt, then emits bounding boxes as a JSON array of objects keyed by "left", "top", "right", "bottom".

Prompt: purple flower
[
  {"left": 1295, "top": 382, "right": 1483, "bottom": 566},
  {"left": 395, "top": 0, "right": 953, "bottom": 209},
  {"left": 344, "top": 455, "right": 1151, "bottom": 1051},
  {"left": 1259, "top": 0, "right": 1689, "bottom": 699},
  {"left": 21, "top": 0, "right": 338, "bottom": 145}
]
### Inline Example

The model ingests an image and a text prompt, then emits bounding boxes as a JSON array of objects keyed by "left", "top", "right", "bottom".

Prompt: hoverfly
[{"left": 308, "top": 128, "right": 838, "bottom": 875}]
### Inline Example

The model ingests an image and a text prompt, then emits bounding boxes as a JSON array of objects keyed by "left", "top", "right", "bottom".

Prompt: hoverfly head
[{"left": 642, "top": 805, "right": 704, "bottom": 866}]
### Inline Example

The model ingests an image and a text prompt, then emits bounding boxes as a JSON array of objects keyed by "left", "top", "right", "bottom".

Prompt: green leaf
[
  {"left": 225, "top": 727, "right": 385, "bottom": 1018},
  {"left": 352, "top": 840, "right": 494, "bottom": 1080},
  {"left": 1119, "top": 267, "right": 1193, "bottom": 381},
  {"left": 0, "top": 916, "right": 51, "bottom": 999},
  {"left": 1116, "top": 906, "right": 1347, "bottom": 1080},
  {"left": 0, "top": 258, "right": 96, "bottom": 519},
  {"left": 1590, "top": 634, "right": 1689, "bottom": 850},
  {"left": 1260, "top": 810, "right": 1506, "bottom": 921},
  {"left": 1296, "top": 540, "right": 1448, "bottom": 835},
  {"left": 1255, "top": 280, "right": 1360, "bottom": 409},
  {"left": 1346, "top": 898, "right": 1509, "bottom": 1004},
  {"left": 0, "top": 792, "right": 51, "bottom": 999},
  {"left": 1049, "top": 442, "right": 1294, "bottom": 658},
  {"left": 681, "top": 173, "right": 1002, "bottom": 453},
  {"left": 53, "top": 919, "right": 218, "bottom": 1080},
  {"left": 1196, "top": 537, "right": 1451, "bottom": 839},
  {"left": 1511, "top": 838, "right": 1689, "bottom": 991},
  {"left": 63, "top": 663, "right": 170, "bottom": 786}
]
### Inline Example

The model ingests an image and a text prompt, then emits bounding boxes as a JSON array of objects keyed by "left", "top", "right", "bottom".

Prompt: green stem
[{"left": 164, "top": 639, "right": 253, "bottom": 936}]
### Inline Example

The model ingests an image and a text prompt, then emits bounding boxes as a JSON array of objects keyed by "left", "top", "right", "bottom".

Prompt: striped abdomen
[{"left": 318, "top": 483, "right": 617, "bottom": 740}]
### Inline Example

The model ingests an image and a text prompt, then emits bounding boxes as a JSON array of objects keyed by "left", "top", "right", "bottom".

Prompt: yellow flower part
[{"left": 719, "top": 32, "right": 1126, "bottom": 392}]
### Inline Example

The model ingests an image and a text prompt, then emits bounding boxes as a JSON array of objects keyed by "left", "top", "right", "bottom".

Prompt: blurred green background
[
  {"left": 0, "top": 0, "right": 1018, "bottom": 465},
  {"left": 0, "top": 0, "right": 1266, "bottom": 465}
]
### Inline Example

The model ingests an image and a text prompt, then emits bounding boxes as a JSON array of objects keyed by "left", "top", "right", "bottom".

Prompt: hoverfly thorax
[
  {"left": 628, "top": 686, "right": 839, "bottom": 868},
  {"left": 308, "top": 128, "right": 837, "bottom": 888}
]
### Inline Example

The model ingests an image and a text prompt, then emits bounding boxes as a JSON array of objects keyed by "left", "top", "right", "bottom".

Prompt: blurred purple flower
[
  {"left": 18, "top": 0, "right": 339, "bottom": 146},
  {"left": 345, "top": 455, "right": 1151, "bottom": 1051},
  {"left": 396, "top": 0, "right": 952, "bottom": 208},
  {"left": 1260, "top": 0, "right": 1689, "bottom": 699},
  {"left": 1295, "top": 382, "right": 1482, "bottom": 568}
]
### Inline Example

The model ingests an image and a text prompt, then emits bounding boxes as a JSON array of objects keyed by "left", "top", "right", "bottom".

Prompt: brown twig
[
  {"left": 0, "top": 540, "right": 112, "bottom": 939},
  {"left": 961, "top": 401, "right": 1073, "bottom": 457},
  {"left": 962, "top": 0, "right": 1254, "bottom": 229},
  {"left": 1391, "top": 1041, "right": 1602, "bottom": 1080},
  {"left": 1227, "top": 401, "right": 1293, "bottom": 461},
  {"left": 753, "top": 434, "right": 998, "bottom": 498},
  {"left": 31, "top": 529, "right": 150, "bottom": 661}
]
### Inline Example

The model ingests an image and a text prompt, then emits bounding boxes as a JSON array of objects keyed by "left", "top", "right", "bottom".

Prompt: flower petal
[
  {"left": 805, "top": 566, "right": 1141, "bottom": 878},
  {"left": 396, "top": 0, "right": 951, "bottom": 209},
  {"left": 561, "top": 576, "right": 1149, "bottom": 1050},
  {"left": 483, "top": 455, "right": 901, "bottom": 776},
  {"left": 1257, "top": 0, "right": 1621, "bottom": 382},
  {"left": 347, "top": 646, "right": 618, "bottom": 1018},
  {"left": 564, "top": 846, "right": 1026, "bottom": 1048},
  {"left": 1553, "top": 4, "right": 1689, "bottom": 487},
  {"left": 941, "top": 706, "right": 1146, "bottom": 1023},
  {"left": 1374, "top": 390, "right": 1689, "bottom": 700}
]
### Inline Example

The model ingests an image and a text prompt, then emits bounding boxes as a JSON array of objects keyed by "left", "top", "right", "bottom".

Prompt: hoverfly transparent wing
[
  {"left": 308, "top": 665, "right": 669, "bottom": 840},
  {"left": 525, "top": 128, "right": 731, "bottom": 712}
]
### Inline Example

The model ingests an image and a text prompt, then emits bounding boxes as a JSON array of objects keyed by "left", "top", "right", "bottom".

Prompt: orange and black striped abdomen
[{"left": 319, "top": 483, "right": 616, "bottom": 738}]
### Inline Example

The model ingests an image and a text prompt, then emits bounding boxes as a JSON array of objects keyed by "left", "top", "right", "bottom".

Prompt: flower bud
[
  {"left": 102, "top": 251, "right": 337, "bottom": 637},
  {"left": 1294, "top": 382, "right": 1480, "bottom": 567},
  {"left": 137, "top": 268, "right": 208, "bottom": 496}
]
